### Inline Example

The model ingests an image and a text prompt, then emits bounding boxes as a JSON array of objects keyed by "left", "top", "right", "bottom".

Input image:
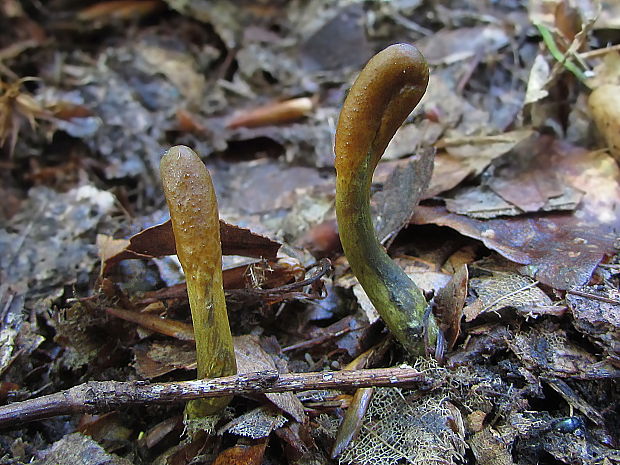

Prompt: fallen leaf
[
  {"left": 439, "top": 129, "right": 534, "bottom": 176},
  {"left": 524, "top": 54, "right": 551, "bottom": 104},
  {"left": 464, "top": 273, "right": 553, "bottom": 322},
  {"left": 567, "top": 287, "right": 620, "bottom": 358},
  {"left": 133, "top": 341, "right": 196, "bottom": 379},
  {"left": 413, "top": 205, "right": 614, "bottom": 289},
  {"left": 141, "top": 415, "right": 183, "bottom": 449},
  {"left": 219, "top": 407, "right": 287, "bottom": 439},
  {"left": 417, "top": 26, "right": 510, "bottom": 65},
  {"left": 102, "top": 219, "right": 281, "bottom": 273},
  {"left": 227, "top": 97, "right": 315, "bottom": 129},
  {"left": 31, "top": 432, "right": 133, "bottom": 465},
  {"left": 588, "top": 83, "right": 620, "bottom": 162},
  {"left": 234, "top": 335, "right": 306, "bottom": 423},
  {"left": 413, "top": 137, "right": 620, "bottom": 289},
  {"left": 445, "top": 185, "right": 581, "bottom": 219},
  {"left": 212, "top": 441, "right": 267, "bottom": 465},
  {"left": 371, "top": 148, "right": 435, "bottom": 244},
  {"left": 435, "top": 264, "right": 468, "bottom": 349}
]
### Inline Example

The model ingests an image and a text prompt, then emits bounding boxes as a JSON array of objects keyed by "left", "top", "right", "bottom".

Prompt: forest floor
[{"left": 0, "top": 1, "right": 619, "bottom": 464}]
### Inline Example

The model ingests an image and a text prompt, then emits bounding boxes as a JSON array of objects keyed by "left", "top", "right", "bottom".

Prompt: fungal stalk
[
  {"left": 160, "top": 145, "right": 236, "bottom": 417},
  {"left": 335, "top": 44, "right": 439, "bottom": 356}
]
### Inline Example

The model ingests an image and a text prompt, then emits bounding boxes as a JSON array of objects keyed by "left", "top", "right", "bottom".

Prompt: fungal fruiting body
[
  {"left": 335, "top": 44, "right": 439, "bottom": 356},
  {"left": 160, "top": 145, "right": 236, "bottom": 417}
]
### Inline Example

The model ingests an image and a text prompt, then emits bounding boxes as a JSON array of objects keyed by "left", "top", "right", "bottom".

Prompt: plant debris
[{"left": 1, "top": 1, "right": 619, "bottom": 464}]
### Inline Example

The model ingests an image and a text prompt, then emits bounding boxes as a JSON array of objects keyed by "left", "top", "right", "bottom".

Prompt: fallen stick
[{"left": 0, "top": 367, "right": 429, "bottom": 429}]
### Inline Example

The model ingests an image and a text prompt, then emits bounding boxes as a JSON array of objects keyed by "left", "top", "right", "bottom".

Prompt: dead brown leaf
[
  {"left": 227, "top": 97, "right": 315, "bottom": 129},
  {"left": 212, "top": 441, "right": 267, "bottom": 465},
  {"left": 234, "top": 335, "right": 305, "bottom": 423},
  {"left": 435, "top": 264, "right": 468, "bottom": 349},
  {"left": 102, "top": 219, "right": 281, "bottom": 274},
  {"left": 413, "top": 137, "right": 620, "bottom": 289},
  {"left": 77, "top": 0, "right": 165, "bottom": 22}
]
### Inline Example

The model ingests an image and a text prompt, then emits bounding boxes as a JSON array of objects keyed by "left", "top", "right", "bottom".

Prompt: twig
[
  {"left": 567, "top": 289, "right": 620, "bottom": 305},
  {"left": 0, "top": 367, "right": 428, "bottom": 429},
  {"left": 579, "top": 43, "right": 620, "bottom": 59},
  {"left": 282, "top": 325, "right": 366, "bottom": 352}
]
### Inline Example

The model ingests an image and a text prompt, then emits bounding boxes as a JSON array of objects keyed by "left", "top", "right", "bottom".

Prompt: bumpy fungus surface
[
  {"left": 335, "top": 43, "right": 439, "bottom": 356},
  {"left": 160, "top": 145, "right": 237, "bottom": 417}
]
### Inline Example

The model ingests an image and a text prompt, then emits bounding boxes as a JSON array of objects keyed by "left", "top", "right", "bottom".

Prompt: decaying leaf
[
  {"left": 371, "top": 148, "right": 435, "bottom": 245},
  {"left": 440, "top": 129, "right": 535, "bottom": 176},
  {"left": 509, "top": 322, "right": 620, "bottom": 379},
  {"left": 234, "top": 335, "right": 305, "bottom": 423},
  {"left": 567, "top": 286, "right": 620, "bottom": 359},
  {"left": 434, "top": 264, "right": 468, "bottom": 349},
  {"left": 414, "top": 205, "right": 614, "bottom": 289},
  {"left": 464, "top": 272, "right": 554, "bottom": 322},
  {"left": 219, "top": 407, "right": 287, "bottom": 439},
  {"left": 339, "top": 388, "right": 466, "bottom": 465},
  {"left": 445, "top": 184, "right": 581, "bottom": 219},
  {"left": 133, "top": 340, "right": 197, "bottom": 379},
  {"left": 417, "top": 26, "right": 510, "bottom": 65},
  {"left": 414, "top": 137, "right": 620, "bottom": 289},
  {"left": 468, "top": 426, "right": 515, "bottom": 465},
  {"left": 101, "top": 219, "right": 281, "bottom": 273},
  {"left": 212, "top": 441, "right": 267, "bottom": 465},
  {"left": 32, "top": 432, "right": 132, "bottom": 465}
]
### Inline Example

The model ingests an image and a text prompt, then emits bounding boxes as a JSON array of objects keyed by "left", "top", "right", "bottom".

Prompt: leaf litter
[{"left": 0, "top": 1, "right": 619, "bottom": 464}]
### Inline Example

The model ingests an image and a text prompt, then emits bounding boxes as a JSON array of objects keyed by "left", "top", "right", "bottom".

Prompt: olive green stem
[
  {"left": 160, "top": 145, "right": 236, "bottom": 418},
  {"left": 335, "top": 44, "right": 439, "bottom": 356}
]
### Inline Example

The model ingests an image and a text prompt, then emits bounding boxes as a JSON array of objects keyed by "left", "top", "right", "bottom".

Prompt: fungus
[
  {"left": 160, "top": 145, "right": 236, "bottom": 418},
  {"left": 334, "top": 44, "right": 439, "bottom": 356}
]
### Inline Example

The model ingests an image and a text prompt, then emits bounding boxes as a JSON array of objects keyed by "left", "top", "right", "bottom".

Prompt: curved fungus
[
  {"left": 335, "top": 43, "right": 439, "bottom": 356},
  {"left": 160, "top": 145, "right": 237, "bottom": 417}
]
